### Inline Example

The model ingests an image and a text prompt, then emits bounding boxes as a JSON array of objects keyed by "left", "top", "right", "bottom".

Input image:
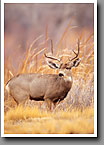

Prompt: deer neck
[
  {"left": 59, "top": 70, "right": 73, "bottom": 83},
  {"left": 64, "top": 75, "right": 73, "bottom": 83}
]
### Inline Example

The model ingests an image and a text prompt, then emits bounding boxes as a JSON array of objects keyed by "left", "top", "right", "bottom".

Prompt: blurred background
[{"left": 4, "top": 3, "right": 94, "bottom": 69}]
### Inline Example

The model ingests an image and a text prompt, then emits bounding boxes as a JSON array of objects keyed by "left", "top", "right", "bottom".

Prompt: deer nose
[{"left": 59, "top": 73, "right": 64, "bottom": 77}]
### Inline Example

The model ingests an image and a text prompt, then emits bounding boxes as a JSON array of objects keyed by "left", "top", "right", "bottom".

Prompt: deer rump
[{"left": 5, "top": 73, "right": 72, "bottom": 105}]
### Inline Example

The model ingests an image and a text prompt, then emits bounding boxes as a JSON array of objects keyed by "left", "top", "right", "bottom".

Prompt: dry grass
[
  {"left": 4, "top": 23, "right": 94, "bottom": 134},
  {"left": 4, "top": 105, "right": 94, "bottom": 134}
]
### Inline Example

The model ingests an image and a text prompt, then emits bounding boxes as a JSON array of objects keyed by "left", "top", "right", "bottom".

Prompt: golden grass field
[
  {"left": 4, "top": 105, "right": 94, "bottom": 134},
  {"left": 4, "top": 23, "right": 94, "bottom": 134}
]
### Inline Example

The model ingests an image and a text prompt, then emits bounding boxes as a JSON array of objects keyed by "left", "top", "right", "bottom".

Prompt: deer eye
[{"left": 59, "top": 73, "right": 64, "bottom": 77}]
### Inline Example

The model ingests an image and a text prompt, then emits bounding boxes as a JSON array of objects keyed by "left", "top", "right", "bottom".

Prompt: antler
[
  {"left": 44, "top": 39, "right": 80, "bottom": 70},
  {"left": 51, "top": 39, "right": 53, "bottom": 54},
  {"left": 70, "top": 39, "right": 80, "bottom": 61},
  {"left": 44, "top": 39, "right": 60, "bottom": 62},
  {"left": 44, "top": 53, "right": 60, "bottom": 62}
]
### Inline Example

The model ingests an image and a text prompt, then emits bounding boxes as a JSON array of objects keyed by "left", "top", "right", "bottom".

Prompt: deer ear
[
  {"left": 66, "top": 58, "right": 80, "bottom": 69},
  {"left": 73, "top": 58, "right": 80, "bottom": 67},
  {"left": 46, "top": 60, "right": 59, "bottom": 69}
]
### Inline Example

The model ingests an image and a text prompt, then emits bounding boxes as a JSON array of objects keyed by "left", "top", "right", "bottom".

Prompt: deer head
[{"left": 44, "top": 39, "right": 81, "bottom": 79}]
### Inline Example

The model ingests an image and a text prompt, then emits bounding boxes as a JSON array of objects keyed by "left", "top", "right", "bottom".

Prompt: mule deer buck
[{"left": 5, "top": 40, "right": 80, "bottom": 110}]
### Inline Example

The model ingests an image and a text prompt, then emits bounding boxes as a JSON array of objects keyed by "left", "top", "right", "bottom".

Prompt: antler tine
[
  {"left": 70, "top": 39, "right": 80, "bottom": 61},
  {"left": 44, "top": 53, "right": 60, "bottom": 62},
  {"left": 44, "top": 39, "right": 60, "bottom": 62},
  {"left": 51, "top": 39, "right": 53, "bottom": 54}
]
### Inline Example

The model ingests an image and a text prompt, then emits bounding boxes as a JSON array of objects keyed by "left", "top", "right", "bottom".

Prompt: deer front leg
[{"left": 45, "top": 98, "right": 55, "bottom": 111}]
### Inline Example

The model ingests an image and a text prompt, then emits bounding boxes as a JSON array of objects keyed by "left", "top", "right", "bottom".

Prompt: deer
[{"left": 5, "top": 40, "right": 81, "bottom": 111}]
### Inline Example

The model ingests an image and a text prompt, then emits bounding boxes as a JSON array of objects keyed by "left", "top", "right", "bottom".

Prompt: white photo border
[{"left": 1, "top": 0, "right": 97, "bottom": 137}]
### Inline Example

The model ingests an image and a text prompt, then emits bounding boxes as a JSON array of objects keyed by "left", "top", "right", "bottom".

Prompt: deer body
[
  {"left": 5, "top": 40, "right": 80, "bottom": 110},
  {"left": 5, "top": 72, "right": 72, "bottom": 107}
]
